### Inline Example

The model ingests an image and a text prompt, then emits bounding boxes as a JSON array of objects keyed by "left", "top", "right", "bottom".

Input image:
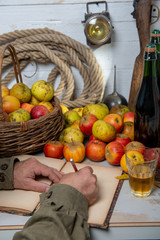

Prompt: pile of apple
[
  {"left": 2, "top": 80, "right": 54, "bottom": 122},
  {"left": 44, "top": 102, "right": 160, "bottom": 172}
]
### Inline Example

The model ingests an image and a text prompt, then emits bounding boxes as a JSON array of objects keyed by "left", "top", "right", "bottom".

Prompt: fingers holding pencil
[{"left": 59, "top": 162, "right": 98, "bottom": 206}]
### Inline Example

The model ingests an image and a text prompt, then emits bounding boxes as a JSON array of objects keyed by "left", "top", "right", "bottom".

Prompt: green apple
[
  {"left": 110, "top": 104, "right": 130, "bottom": 118},
  {"left": 82, "top": 104, "right": 109, "bottom": 120},
  {"left": 64, "top": 110, "right": 81, "bottom": 127},
  {"left": 9, "top": 109, "right": 31, "bottom": 122},
  {"left": 59, "top": 127, "right": 84, "bottom": 145}
]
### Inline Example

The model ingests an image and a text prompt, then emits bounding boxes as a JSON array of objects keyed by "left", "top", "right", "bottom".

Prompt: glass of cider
[{"left": 125, "top": 148, "right": 158, "bottom": 197}]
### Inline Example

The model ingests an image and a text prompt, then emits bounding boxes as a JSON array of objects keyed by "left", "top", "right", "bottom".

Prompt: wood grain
[{"left": 128, "top": 0, "right": 152, "bottom": 111}]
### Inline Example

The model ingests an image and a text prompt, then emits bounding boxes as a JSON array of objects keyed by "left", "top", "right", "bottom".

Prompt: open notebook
[{"left": 0, "top": 155, "right": 122, "bottom": 229}]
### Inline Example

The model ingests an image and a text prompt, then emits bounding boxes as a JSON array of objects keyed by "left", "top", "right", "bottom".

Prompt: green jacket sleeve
[
  {"left": 0, "top": 157, "right": 19, "bottom": 190},
  {"left": 13, "top": 184, "right": 90, "bottom": 240}
]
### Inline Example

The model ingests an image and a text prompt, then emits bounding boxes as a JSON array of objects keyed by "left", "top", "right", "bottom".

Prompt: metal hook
[{"left": 23, "top": 61, "right": 38, "bottom": 78}]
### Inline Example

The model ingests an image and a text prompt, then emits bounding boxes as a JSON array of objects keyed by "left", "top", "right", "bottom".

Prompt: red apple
[
  {"left": 86, "top": 139, "right": 106, "bottom": 162},
  {"left": 114, "top": 133, "right": 131, "bottom": 146},
  {"left": 123, "top": 112, "right": 134, "bottom": 123},
  {"left": 20, "top": 103, "right": 34, "bottom": 113},
  {"left": 89, "top": 134, "right": 97, "bottom": 141},
  {"left": 103, "top": 113, "right": 123, "bottom": 133},
  {"left": 79, "top": 113, "right": 98, "bottom": 135},
  {"left": 105, "top": 141, "right": 125, "bottom": 166},
  {"left": 125, "top": 141, "right": 145, "bottom": 154},
  {"left": 122, "top": 121, "right": 134, "bottom": 141},
  {"left": 31, "top": 105, "right": 49, "bottom": 119},
  {"left": 63, "top": 141, "right": 85, "bottom": 163},
  {"left": 143, "top": 148, "right": 157, "bottom": 161},
  {"left": 43, "top": 141, "right": 64, "bottom": 159},
  {"left": 152, "top": 148, "right": 160, "bottom": 169}
]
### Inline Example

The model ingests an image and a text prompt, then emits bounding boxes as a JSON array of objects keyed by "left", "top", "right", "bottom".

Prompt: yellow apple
[
  {"left": 31, "top": 80, "right": 54, "bottom": 102},
  {"left": 10, "top": 83, "right": 31, "bottom": 103}
]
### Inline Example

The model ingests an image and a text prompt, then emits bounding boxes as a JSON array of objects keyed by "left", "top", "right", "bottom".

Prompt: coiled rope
[{"left": 0, "top": 28, "right": 104, "bottom": 108}]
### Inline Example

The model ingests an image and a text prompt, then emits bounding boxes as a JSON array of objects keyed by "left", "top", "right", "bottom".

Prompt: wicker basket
[{"left": 0, "top": 44, "right": 65, "bottom": 158}]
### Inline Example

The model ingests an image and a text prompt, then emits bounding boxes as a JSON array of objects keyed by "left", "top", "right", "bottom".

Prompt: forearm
[
  {"left": 0, "top": 157, "right": 19, "bottom": 190},
  {"left": 13, "top": 184, "right": 90, "bottom": 240}
]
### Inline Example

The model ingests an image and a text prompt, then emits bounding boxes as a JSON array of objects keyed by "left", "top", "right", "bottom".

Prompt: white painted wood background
[{"left": 0, "top": 0, "right": 159, "bottom": 105}]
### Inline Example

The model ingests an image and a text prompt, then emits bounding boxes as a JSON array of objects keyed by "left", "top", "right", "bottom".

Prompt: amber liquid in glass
[{"left": 129, "top": 165, "right": 154, "bottom": 197}]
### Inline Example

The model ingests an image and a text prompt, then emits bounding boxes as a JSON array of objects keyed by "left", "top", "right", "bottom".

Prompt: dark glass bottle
[
  {"left": 150, "top": 29, "right": 160, "bottom": 91},
  {"left": 134, "top": 44, "right": 160, "bottom": 147}
]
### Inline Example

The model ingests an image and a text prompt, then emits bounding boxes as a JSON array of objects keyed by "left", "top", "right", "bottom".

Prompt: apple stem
[{"left": 71, "top": 138, "right": 74, "bottom": 145}]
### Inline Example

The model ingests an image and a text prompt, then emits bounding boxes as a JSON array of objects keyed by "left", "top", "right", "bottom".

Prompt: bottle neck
[
  {"left": 143, "top": 51, "right": 157, "bottom": 79},
  {"left": 150, "top": 36, "right": 160, "bottom": 53},
  {"left": 144, "top": 50, "right": 157, "bottom": 61},
  {"left": 143, "top": 59, "right": 157, "bottom": 79}
]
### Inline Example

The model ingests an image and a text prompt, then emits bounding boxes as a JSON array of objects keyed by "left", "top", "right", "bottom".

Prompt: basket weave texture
[{"left": 0, "top": 44, "right": 65, "bottom": 158}]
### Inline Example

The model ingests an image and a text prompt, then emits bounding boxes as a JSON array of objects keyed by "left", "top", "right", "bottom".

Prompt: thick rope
[{"left": 0, "top": 28, "right": 104, "bottom": 108}]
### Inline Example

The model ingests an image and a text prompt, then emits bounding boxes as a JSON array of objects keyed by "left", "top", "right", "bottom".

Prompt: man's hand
[
  {"left": 13, "top": 158, "right": 63, "bottom": 192},
  {"left": 59, "top": 166, "right": 98, "bottom": 206}
]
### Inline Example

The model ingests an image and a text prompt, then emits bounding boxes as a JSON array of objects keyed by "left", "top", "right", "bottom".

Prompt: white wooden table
[{"left": 0, "top": 155, "right": 160, "bottom": 240}]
